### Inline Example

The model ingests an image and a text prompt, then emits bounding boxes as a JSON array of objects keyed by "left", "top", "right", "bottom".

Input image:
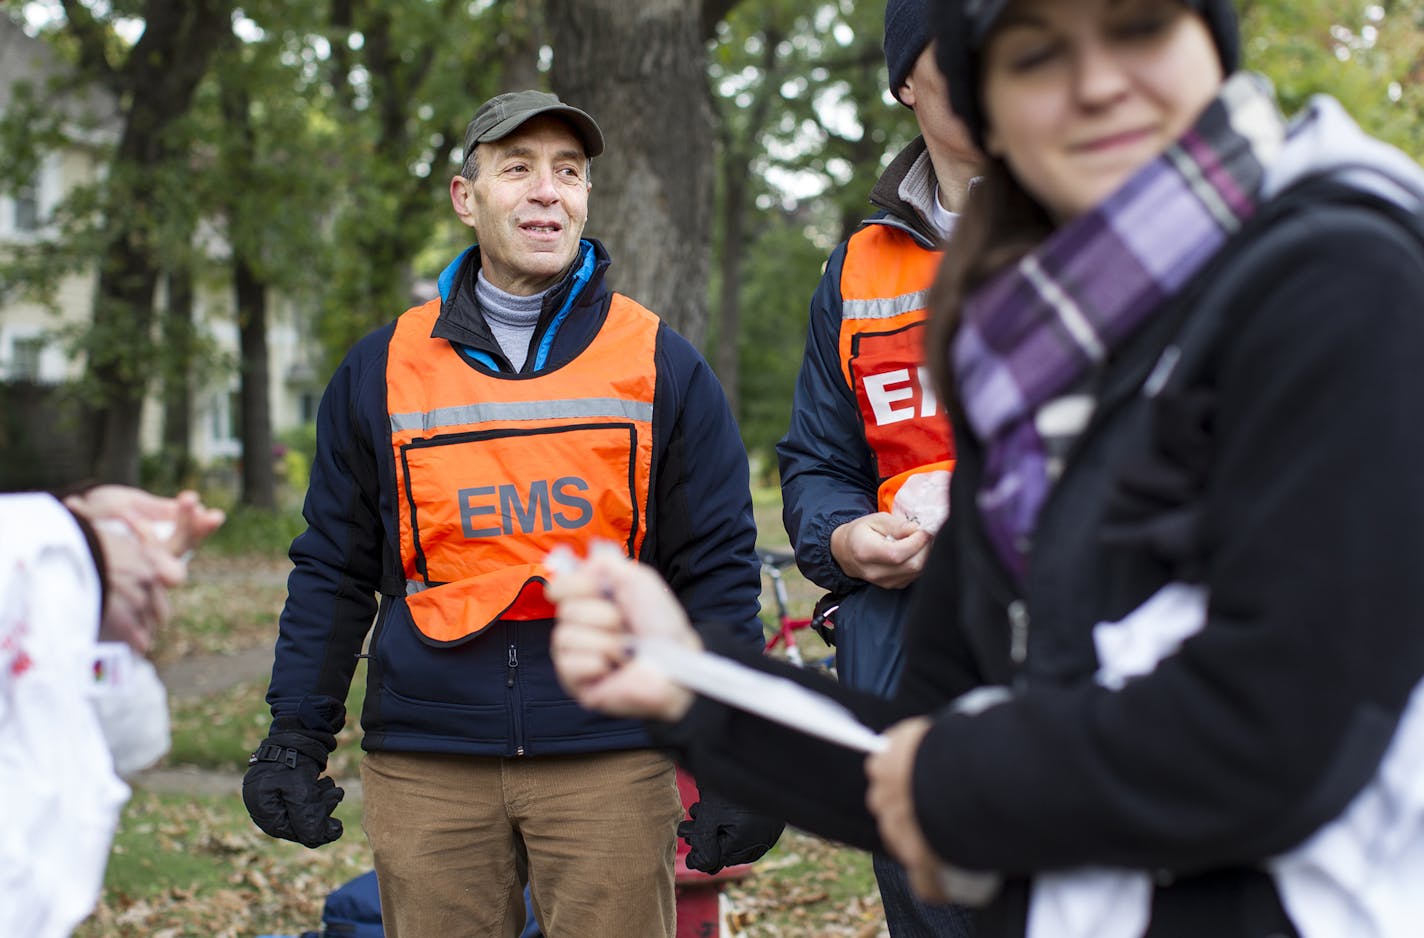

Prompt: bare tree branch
[
  {"left": 58, "top": 0, "right": 118, "bottom": 91},
  {"left": 700, "top": 0, "right": 745, "bottom": 41}
]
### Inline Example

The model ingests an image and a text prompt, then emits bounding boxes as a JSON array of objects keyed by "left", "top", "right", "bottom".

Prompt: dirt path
[
  {"left": 128, "top": 645, "right": 275, "bottom": 797},
  {"left": 160, "top": 644, "right": 275, "bottom": 700},
  {"left": 134, "top": 640, "right": 367, "bottom": 800}
]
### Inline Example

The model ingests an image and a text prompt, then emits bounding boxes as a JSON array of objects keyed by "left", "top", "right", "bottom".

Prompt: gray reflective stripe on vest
[
  {"left": 842, "top": 288, "right": 932, "bottom": 321},
  {"left": 406, "top": 580, "right": 428, "bottom": 596},
  {"left": 390, "top": 397, "right": 654, "bottom": 435}
]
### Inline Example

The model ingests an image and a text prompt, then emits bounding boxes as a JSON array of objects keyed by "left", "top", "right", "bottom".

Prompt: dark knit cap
[
  {"left": 884, "top": 0, "right": 931, "bottom": 103},
  {"left": 934, "top": 0, "right": 1241, "bottom": 147}
]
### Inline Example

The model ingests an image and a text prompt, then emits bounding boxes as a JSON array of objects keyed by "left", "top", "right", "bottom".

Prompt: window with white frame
[
  {"left": 12, "top": 181, "right": 39, "bottom": 232},
  {"left": 299, "top": 390, "right": 318, "bottom": 424},
  {"left": 3, "top": 155, "right": 56, "bottom": 238},
  {"left": 205, "top": 387, "right": 242, "bottom": 459},
  {"left": 10, "top": 336, "right": 45, "bottom": 380}
]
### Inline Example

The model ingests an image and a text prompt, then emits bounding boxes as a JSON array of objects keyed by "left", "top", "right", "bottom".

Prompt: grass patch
[
  {"left": 75, "top": 790, "right": 371, "bottom": 938},
  {"left": 167, "top": 665, "right": 369, "bottom": 776},
  {"left": 203, "top": 505, "right": 308, "bottom": 557},
  {"left": 166, "top": 679, "right": 272, "bottom": 769}
]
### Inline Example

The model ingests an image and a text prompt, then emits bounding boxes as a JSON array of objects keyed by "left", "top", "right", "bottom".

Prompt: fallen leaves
[{"left": 723, "top": 830, "right": 888, "bottom": 937}]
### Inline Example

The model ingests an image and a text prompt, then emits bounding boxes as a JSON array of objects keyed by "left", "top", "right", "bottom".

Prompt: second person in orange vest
[
  {"left": 776, "top": 1, "right": 980, "bottom": 934},
  {"left": 241, "top": 89, "right": 782, "bottom": 938}
]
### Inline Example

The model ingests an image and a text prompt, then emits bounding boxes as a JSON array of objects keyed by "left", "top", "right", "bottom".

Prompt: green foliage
[
  {"left": 139, "top": 446, "right": 202, "bottom": 492},
  {"left": 167, "top": 668, "right": 367, "bottom": 774},
  {"left": 166, "top": 679, "right": 272, "bottom": 769},
  {"left": 203, "top": 504, "right": 307, "bottom": 556},
  {"left": 277, "top": 422, "right": 318, "bottom": 493},
  {"left": 0, "top": 75, "right": 110, "bottom": 305},
  {"left": 0, "top": 78, "right": 68, "bottom": 194},
  {"left": 10, "top": 0, "right": 1424, "bottom": 490},
  {"left": 735, "top": 216, "right": 828, "bottom": 477},
  {"left": 710, "top": 1, "right": 920, "bottom": 457},
  {"left": 1243, "top": 0, "right": 1424, "bottom": 157},
  {"left": 309, "top": 0, "right": 511, "bottom": 370},
  {"left": 281, "top": 446, "right": 310, "bottom": 495},
  {"left": 713, "top": 0, "right": 918, "bottom": 237}
]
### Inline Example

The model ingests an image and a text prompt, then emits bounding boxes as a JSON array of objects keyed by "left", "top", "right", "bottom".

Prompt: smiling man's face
[{"left": 451, "top": 115, "right": 590, "bottom": 295}]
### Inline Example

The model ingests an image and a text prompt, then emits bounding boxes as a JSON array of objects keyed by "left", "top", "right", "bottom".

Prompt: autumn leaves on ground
[{"left": 75, "top": 518, "right": 885, "bottom": 938}]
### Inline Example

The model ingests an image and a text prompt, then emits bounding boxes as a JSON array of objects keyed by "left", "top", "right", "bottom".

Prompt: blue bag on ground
[
  {"left": 320, "top": 870, "right": 383, "bottom": 937},
  {"left": 293, "top": 870, "right": 541, "bottom": 938}
]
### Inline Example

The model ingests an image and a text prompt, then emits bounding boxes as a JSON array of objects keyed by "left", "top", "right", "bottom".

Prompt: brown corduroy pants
[{"left": 361, "top": 748, "right": 682, "bottom": 938}]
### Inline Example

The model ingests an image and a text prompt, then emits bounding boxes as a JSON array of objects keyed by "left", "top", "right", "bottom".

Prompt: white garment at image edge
[
  {"left": 1026, "top": 581, "right": 1424, "bottom": 938},
  {"left": 0, "top": 493, "right": 133, "bottom": 938}
]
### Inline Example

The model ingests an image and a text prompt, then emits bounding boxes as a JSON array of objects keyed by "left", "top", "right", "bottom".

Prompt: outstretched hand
[
  {"left": 64, "top": 486, "right": 225, "bottom": 653},
  {"left": 545, "top": 544, "right": 698, "bottom": 723},
  {"left": 67, "top": 485, "right": 226, "bottom": 566}
]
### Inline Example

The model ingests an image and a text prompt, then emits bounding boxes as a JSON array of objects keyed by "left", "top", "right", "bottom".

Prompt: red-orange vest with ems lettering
[
  {"left": 386, "top": 294, "right": 657, "bottom": 645},
  {"left": 838, "top": 223, "right": 956, "bottom": 513}
]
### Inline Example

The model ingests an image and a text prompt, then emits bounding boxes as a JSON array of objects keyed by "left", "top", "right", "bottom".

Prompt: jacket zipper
[
  {"left": 960, "top": 511, "right": 1031, "bottom": 683},
  {"left": 507, "top": 642, "right": 524, "bottom": 756},
  {"left": 1007, "top": 599, "right": 1030, "bottom": 687}
]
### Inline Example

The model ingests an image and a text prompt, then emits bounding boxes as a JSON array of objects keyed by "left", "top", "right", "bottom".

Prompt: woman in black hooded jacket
[{"left": 547, "top": 2, "right": 1424, "bottom": 936}]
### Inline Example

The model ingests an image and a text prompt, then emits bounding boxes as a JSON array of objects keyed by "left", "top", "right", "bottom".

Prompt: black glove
[
  {"left": 242, "top": 729, "right": 344, "bottom": 848},
  {"left": 679, "top": 791, "right": 785, "bottom": 874}
]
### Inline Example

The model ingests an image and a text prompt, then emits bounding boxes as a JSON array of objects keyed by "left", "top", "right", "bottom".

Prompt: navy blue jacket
[
  {"left": 777, "top": 138, "right": 946, "bottom": 695},
  {"left": 266, "top": 239, "right": 762, "bottom": 757}
]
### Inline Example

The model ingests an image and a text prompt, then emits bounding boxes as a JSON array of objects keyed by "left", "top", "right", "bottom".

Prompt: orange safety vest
[
  {"left": 837, "top": 223, "right": 956, "bottom": 514},
  {"left": 386, "top": 294, "right": 658, "bottom": 645}
]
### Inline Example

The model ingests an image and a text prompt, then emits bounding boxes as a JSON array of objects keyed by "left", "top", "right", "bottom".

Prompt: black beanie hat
[
  {"left": 934, "top": 0, "right": 1241, "bottom": 147},
  {"left": 885, "top": 0, "right": 931, "bottom": 103}
]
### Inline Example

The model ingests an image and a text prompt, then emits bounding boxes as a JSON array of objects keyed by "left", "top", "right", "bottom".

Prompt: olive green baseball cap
[{"left": 461, "top": 89, "right": 605, "bottom": 162}]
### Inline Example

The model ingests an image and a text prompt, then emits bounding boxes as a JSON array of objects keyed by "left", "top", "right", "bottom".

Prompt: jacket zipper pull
[
  {"left": 507, "top": 644, "right": 518, "bottom": 688},
  {"left": 1007, "top": 600, "right": 1029, "bottom": 667}
]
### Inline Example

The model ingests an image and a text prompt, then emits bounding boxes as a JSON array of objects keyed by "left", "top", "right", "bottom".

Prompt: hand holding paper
[
  {"left": 546, "top": 544, "right": 887, "bottom": 751},
  {"left": 545, "top": 544, "right": 994, "bottom": 907},
  {"left": 545, "top": 543, "right": 700, "bottom": 722}
]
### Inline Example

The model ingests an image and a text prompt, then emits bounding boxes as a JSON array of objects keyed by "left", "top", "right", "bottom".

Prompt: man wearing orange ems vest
[
  {"left": 776, "top": 2, "right": 979, "bottom": 935},
  {"left": 242, "top": 90, "right": 781, "bottom": 937}
]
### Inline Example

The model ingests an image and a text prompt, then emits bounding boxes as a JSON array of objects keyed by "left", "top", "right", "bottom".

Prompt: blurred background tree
[{"left": 1242, "top": 0, "right": 1424, "bottom": 155}]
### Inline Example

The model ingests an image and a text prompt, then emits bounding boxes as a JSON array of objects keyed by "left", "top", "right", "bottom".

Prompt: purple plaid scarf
[{"left": 954, "top": 74, "right": 1285, "bottom": 579}]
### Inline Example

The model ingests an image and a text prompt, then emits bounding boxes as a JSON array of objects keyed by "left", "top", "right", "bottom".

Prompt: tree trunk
[
  {"left": 78, "top": 0, "right": 236, "bottom": 483},
  {"left": 89, "top": 233, "right": 159, "bottom": 483},
  {"left": 545, "top": 0, "right": 716, "bottom": 345},
  {"left": 235, "top": 256, "right": 276, "bottom": 509},
  {"left": 712, "top": 20, "right": 781, "bottom": 420},
  {"left": 714, "top": 165, "right": 747, "bottom": 418},
  {"left": 495, "top": 0, "right": 546, "bottom": 91},
  {"left": 161, "top": 266, "right": 195, "bottom": 487},
  {"left": 220, "top": 53, "right": 277, "bottom": 509}
]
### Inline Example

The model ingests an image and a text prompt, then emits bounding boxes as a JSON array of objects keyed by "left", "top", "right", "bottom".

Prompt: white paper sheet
[
  {"left": 542, "top": 544, "right": 886, "bottom": 753},
  {"left": 633, "top": 637, "right": 889, "bottom": 754}
]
